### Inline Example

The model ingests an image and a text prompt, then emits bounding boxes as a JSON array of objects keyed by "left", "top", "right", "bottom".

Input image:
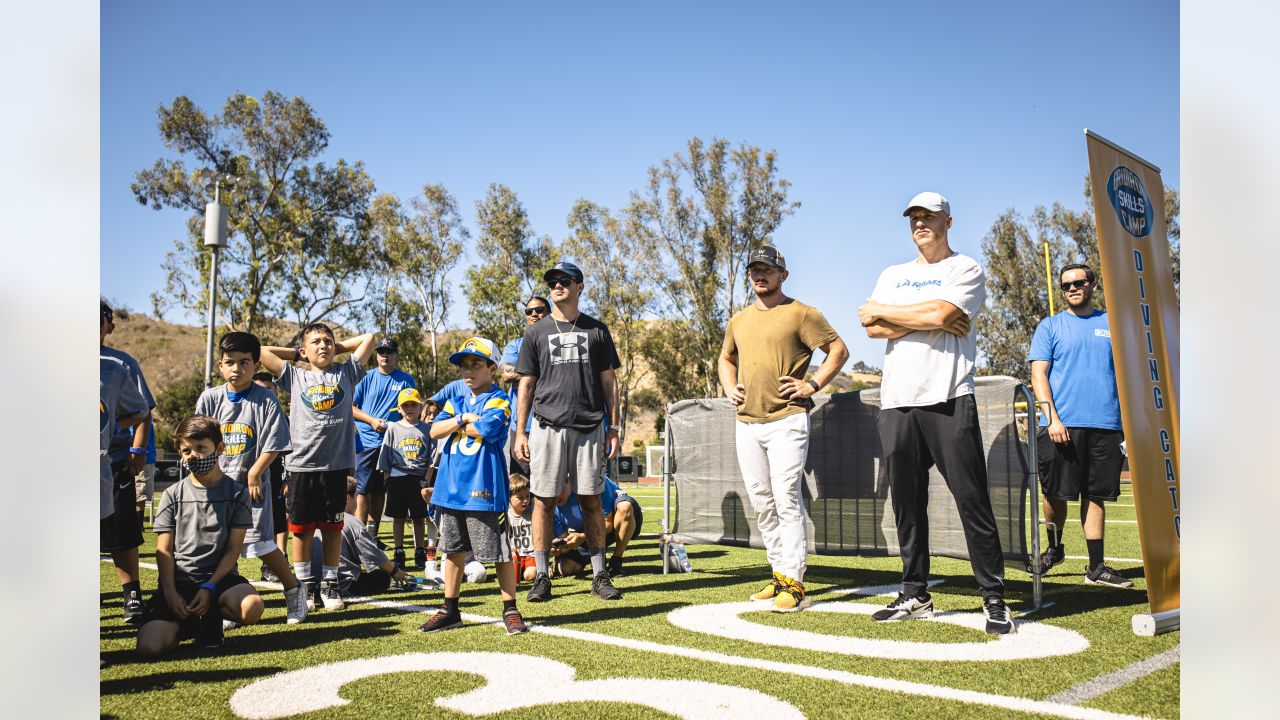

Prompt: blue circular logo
[{"left": 1106, "top": 166, "right": 1153, "bottom": 238}]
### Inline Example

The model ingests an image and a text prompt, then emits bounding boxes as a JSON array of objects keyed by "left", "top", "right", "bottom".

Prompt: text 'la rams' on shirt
[
  {"left": 1029, "top": 309, "right": 1122, "bottom": 430},
  {"left": 431, "top": 387, "right": 512, "bottom": 513},
  {"left": 195, "top": 383, "right": 291, "bottom": 483}
]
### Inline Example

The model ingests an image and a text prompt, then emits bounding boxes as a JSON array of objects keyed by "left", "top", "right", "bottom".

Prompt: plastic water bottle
[{"left": 670, "top": 541, "right": 692, "bottom": 572}]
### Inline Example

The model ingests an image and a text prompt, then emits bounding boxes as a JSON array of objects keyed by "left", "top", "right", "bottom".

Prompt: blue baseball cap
[
  {"left": 448, "top": 336, "right": 500, "bottom": 366},
  {"left": 543, "top": 261, "right": 584, "bottom": 283}
]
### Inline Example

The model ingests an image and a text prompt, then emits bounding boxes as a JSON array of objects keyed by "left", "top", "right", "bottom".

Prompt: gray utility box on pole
[{"left": 203, "top": 196, "right": 229, "bottom": 387}]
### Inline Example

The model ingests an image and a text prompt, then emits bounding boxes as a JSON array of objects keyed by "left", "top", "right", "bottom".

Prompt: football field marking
[
  {"left": 229, "top": 651, "right": 803, "bottom": 720},
  {"left": 1046, "top": 647, "right": 1179, "bottom": 704},
  {"left": 108, "top": 562, "right": 1152, "bottom": 720}
]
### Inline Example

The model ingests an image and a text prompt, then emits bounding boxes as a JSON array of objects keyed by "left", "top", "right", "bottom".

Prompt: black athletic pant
[{"left": 877, "top": 394, "right": 1005, "bottom": 599}]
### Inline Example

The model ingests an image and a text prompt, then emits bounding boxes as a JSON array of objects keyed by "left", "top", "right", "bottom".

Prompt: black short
[
  {"left": 270, "top": 471, "right": 287, "bottom": 537},
  {"left": 349, "top": 569, "right": 392, "bottom": 596},
  {"left": 100, "top": 460, "right": 143, "bottom": 552},
  {"left": 141, "top": 573, "right": 253, "bottom": 641},
  {"left": 384, "top": 475, "right": 429, "bottom": 519},
  {"left": 1037, "top": 427, "right": 1124, "bottom": 501},
  {"left": 604, "top": 497, "right": 643, "bottom": 546},
  {"left": 509, "top": 450, "right": 531, "bottom": 479},
  {"left": 284, "top": 469, "right": 348, "bottom": 529}
]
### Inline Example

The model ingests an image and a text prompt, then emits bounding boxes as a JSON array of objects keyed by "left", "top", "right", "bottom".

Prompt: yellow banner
[{"left": 1085, "top": 130, "right": 1180, "bottom": 614}]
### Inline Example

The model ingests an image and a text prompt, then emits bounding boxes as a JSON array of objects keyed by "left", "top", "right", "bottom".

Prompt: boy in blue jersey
[{"left": 417, "top": 337, "right": 529, "bottom": 635}]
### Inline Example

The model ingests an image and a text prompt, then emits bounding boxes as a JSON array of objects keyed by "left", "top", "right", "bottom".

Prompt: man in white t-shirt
[{"left": 858, "top": 191, "right": 1013, "bottom": 635}]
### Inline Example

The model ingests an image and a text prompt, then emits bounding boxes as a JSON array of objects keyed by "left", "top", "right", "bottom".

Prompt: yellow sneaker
[
  {"left": 771, "top": 577, "right": 810, "bottom": 613},
  {"left": 751, "top": 572, "right": 785, "bottom": 602}
]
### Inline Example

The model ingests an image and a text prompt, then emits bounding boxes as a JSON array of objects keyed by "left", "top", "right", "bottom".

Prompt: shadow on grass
[
  {"left": 530, "top": 601, "right": 688, "bottom": 626},
  {"left": 101, "top": 665, "right": 285, "bottom": 696},
  {"left": 100, "top": 619, "right": 401, "bottom": 667}
]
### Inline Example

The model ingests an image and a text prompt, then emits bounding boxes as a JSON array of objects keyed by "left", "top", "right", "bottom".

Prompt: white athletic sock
[
  {"left": 322, "top": 564, "right": 339, "bottom": 581},
  {"left": 294, "top": 561, "right": 313, "bottom": 582}
]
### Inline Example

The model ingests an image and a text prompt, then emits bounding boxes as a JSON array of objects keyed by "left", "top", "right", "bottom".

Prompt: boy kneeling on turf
[
  {"left": 418, "top": 337, "right": 528, "bottom": 635},
  {"left": 137, "top": 416, "right": 263, "bottom": 657}
]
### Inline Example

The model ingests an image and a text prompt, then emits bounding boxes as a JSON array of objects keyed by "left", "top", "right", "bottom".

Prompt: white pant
[{"left": 735, "top": 412, "right": 810, "bottom": 581}]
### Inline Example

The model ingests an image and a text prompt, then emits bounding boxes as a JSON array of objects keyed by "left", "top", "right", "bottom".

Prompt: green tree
[
  {"left": 369, "top": 184, "right": 468, "bottom": 389},
  {"left": 463, "top": 184, "right": 553, "bottom": 344},
  {"left": 152, "top": 369, "right": 206, "bottom": 453},
  {"left": 563, "top": 199, "right": 654, "bottom": 445},
  {"left": 626, "top": 137, "right": 799, "bottom": 400},
  {"left": 132, "top": 91, "right": 377, "bottom": 346}
]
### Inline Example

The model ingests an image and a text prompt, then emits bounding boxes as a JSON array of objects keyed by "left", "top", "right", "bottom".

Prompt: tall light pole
[{"left": 202, "top": 176, "right": 233, "bottom": 387}]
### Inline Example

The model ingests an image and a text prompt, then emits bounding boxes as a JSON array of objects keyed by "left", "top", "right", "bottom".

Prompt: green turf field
[{"left": 100, "top": 483, "right": 1178, "bottom": 719}]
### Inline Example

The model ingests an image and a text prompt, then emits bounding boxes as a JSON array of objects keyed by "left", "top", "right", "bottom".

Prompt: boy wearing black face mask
[{"left": 136, "top": 416, "right": 263, "bottom": 657}]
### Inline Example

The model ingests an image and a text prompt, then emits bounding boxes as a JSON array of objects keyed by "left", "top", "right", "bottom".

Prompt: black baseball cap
[
  {"left": 543, "top": 261, "right": 584, "bottom": 283},
  {"left": 746, "top": 246, "right": 786, "bottom": 270},
  {"left": 375, "top": 337, "right": 399, "bottom": 353}
]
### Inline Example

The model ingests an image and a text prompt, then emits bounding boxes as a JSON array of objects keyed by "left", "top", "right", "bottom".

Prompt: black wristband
[
  {"left": 807, "top": 379, "right": 820, "bottom": 392},
  {"left": 294, "top": 347, "right": 302, "bottom": 362}
]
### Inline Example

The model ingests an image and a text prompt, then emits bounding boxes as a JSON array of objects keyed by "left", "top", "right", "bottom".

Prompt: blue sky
[{"left": 101, "top": 1, "right": 1179, "bottom": 372}]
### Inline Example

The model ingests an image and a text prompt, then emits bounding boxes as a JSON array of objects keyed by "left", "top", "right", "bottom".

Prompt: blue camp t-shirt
[
  {"left": 431, "top": 387, "right": 512, "bottom": 513},
  {"left": 554, "top": 477, "right": 624, "bottom": 535},
  {"left": 1028, "top": 309, "right": 1122, "bottom": 430},
  {"left": 353, "top": 368, "right": 416, "bottom": 452}
]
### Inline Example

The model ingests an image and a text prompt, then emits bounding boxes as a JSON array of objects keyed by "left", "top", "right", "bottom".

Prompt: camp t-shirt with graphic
[
  {"left": 508, "top": 503, "right": 534, "bottom": 556},
  {"left": 870, "top": 253, "right": 987, "bottom": 410},
  {"left": 101, "top": 345, "right": 156, "bottom": 463},
  {"left": 515, "top": 312, "right": 620, "bottom": 431},
  {"left": 100, "top": 356, "right": 150, "bottom": 519},
  {"left": 431, "top": 387, "right": 512, "bottom": 513},
  {"left": 195, "top": 384, "right": 291, "bottom": 483},
  {"left": 1029, "top": 309, "right": 1122, "bottom": 430},
  {"left": 275, "top": 357, "right": 364, "bottom": 472},
  {"left": 353, "top": 368, "right": 416, "bottom": 452},
  {"left": 153, "top": 475, "right": 252, "bottom": 585},
  {"left": 377, "top": 419, "right": 433, "bottom": 477},
  {"left": 721, "top": 299, "right": 840, "bottom": 423}
]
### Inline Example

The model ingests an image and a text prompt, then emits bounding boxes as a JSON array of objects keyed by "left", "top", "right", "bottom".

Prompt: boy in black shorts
[
  {"left": 259, "top": 323, "right": 375, "bottom": 611},
  {"left": 418, "top": 337, "right": 528, "bottom": 635},
  {"left": 378, "top": 388, "right": 433, "bottom": 571},
  {"left": 136, "top": 416, "right": 263, "bottom": 657}
]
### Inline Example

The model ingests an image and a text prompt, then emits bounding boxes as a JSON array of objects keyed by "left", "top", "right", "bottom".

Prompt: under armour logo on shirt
[{"left": 550, "top": 332, "right": 589, "bottom": 364}]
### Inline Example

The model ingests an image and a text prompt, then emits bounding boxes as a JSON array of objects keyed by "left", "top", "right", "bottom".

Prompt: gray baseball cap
[{"left": 902, "top": 191, "right": 950, "bottom": 216}]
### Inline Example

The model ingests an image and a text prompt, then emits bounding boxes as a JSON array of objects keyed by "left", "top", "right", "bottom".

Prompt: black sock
[
  {"left": 122, "top": 580, "right": 141, "bottom": 599},
  {"left": 443, "top": 596, "right": 459, "bottom": 614},
  {"left": 502, "top": 599, "right": 517, "bottom": 614},
  {"left": 1046, "top": 527, "right": 1060, "bottom": 549},
  {"left": 1086, "top": 539, "right": 1104, "bottom": 569}
]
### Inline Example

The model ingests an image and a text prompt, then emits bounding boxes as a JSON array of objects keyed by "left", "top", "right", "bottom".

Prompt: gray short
[
  {"left": 229, "top": 470, "right": 277, "bottom": 558},
  {"left": 529, "top": 421, "right": 605, "bottom": 498},
  {"left": 436, "top": 508, "right": 512, "bottom": 564}
]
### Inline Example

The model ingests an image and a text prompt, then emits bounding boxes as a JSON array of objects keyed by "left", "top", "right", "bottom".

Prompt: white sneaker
[
  {"left": 284, "top": 585, "right": 308, "bottom": 625},
  {"left": 871, "top": 592, "right": 934, "bottom": 622},
  {"left": 304, "top": 581, "right": 317, "bottom": 612},
  {"left": 320, "top": 579, "right": 345, "bottom": 610},
  {"left": 222, "top": 618, "right": 240, "bottom": 631}
]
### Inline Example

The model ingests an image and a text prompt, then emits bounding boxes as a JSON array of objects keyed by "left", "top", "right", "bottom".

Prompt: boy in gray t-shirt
[
  {"left": 137, "top": 416, "right": 263, "bottom": 657},
  {"left": 196, "top": 331, "right": 306, "bottom": 624},
  {"left": 378, "top": 388, "right": 434, "bottom": 571},
  {"left": 259, "top": 323, "right": 375, "bottom": 612}
]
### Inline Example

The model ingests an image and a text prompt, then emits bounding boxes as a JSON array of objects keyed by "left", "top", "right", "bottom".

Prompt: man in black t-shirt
[{"left": 514, "top": 261, "right": 623, "bottom": 603}]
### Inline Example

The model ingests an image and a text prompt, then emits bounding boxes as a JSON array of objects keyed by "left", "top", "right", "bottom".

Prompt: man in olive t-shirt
[{"left": 718, "top": 246, "right": 848, "bottom": 613}]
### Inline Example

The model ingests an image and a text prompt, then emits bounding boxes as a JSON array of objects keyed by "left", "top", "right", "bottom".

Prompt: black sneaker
[
  {"left": 319, "top": 580, "right": 345, "bottom": 610},
  {"left": 527, "top": 573, "right": 552, "bottom": 602},
  {"left": 1085, "top": 563, "right": 1134, "bottom": 588},
  {"left": 418, "top": 609, "right": 463, "bottom": 633},
  {"left": 503, "top": 608, "right": 529, "bottom": 635},
  {"left": 1025, "top": 544, "right": 1065, "bottom": 575},
  {"left": 871, "top": 592, "right": 933, "bottom": 622},
  {"left": 393, "top": 548, "right": 407, "bottom": 571},
  {"left": 414, "top": 546, "right": 427, "bottom": 569},
  {"left": 260, "top": 565, "right": 280, "bottom": 583},
  {"left": 607, "top": 556, "right": 625, "bottom": 578},
  {"left": 122, "top": 592, "right": 144, "bottom": 625},
  {"left": 983, "top": 596, "right": 1015, "bottom": 635},
  {"left": 591, "top": 572, "right": 623, "bottom": 600}
]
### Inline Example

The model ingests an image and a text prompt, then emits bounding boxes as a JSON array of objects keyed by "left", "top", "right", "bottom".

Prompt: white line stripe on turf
[
  {"left": 1045, "top": 647, "right": 1179, "bottom": 704},
  {"left": 1065, "top": 556, "right": 1143, "bottom": 564},
  {"left": 108, "top": 561, "right": 1147, "bottom": 719},
  {"left": 1106, "top": 520, "right": 1138, "bottom": 524}
]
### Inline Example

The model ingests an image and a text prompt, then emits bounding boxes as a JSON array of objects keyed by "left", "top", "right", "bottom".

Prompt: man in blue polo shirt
[
  {"left": 1029, "top": 263, "right": 1132, "bottom": 588},
  {"left": 352, "top": 337, "right": 416, "bottom": 550},
  {"left": 501, "top": 296, "right": 550, "bottom": 476}
]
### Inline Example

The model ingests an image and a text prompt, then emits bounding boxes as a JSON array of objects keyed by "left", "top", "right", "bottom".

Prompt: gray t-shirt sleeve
[
  {"left": 257, "top": 387, "right": 291, "bottom": 453},
  {"left": 353, "top": 523, "right": 388, "bottom": 570},
  {"left": 152, "top": 485, "right": 177, "bottom": 534}
]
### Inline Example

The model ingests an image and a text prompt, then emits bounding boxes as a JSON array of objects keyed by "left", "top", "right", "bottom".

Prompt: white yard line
[
  {"left": 1106, "top": 520, "right": 1138, "bottom": 524},
  {"left": 1045, "top": 647, "right": 1179, "bottom": 704},
  {"left": 1065, "top": 556, "right": 1144, "bottom": 564},
  {"left": 106, "top": 562, "right": 1158, "bottom": 719}
]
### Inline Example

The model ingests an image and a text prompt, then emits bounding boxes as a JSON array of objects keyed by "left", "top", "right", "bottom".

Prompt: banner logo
[
  {"left": 1106, "top": 166, "right": 1153, "bottom": 238},
  {"left": 221, "top": 422, "right": 256, "bottom": 456},
  {"left": 302, "top": 383, "right": 344, "bottom": 411},
  {"left": 396, "top": 437, "right": 425, "bottom": 460}
]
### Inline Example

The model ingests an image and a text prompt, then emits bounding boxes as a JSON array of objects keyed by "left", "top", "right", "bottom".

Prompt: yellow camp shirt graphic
[
  {"left": 221, "top": 422, "right": 256, "bottom": 457},
  {"left": 396, "top": 437, "right": 425, "bottom": 460},
  {"left": 302, "top": 383, "right": 344, "bottom": 411}
]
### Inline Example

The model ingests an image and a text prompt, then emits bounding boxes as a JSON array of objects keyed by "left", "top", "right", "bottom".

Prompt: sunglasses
[
  {"left": 524, "top": 305, "right": 550, "bottom": 316},
  {"left": 1060, "top": 279, "right": 1091, "bottom": 291},
  {"left": 546, "top": 276, "right": 576, "bottom": 289}
]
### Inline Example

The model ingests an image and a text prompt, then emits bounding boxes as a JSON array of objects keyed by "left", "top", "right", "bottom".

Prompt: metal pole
[
  {"left": 1017, "top": 383, "right": 1054, "bottom": 613},
  {"left": 661, "top": 415, "right": 671, "bottom": 575},
  {"left": 203, "top": 246, "right": 220, "bottom": 387},
  {"left": 1043, "top": 241, "right": 1056, "bottom": 316}
]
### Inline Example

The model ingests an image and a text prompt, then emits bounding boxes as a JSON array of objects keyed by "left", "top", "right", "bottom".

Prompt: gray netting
[{"left": 665, "top": 376, "right": 1031, "bottom": 563}]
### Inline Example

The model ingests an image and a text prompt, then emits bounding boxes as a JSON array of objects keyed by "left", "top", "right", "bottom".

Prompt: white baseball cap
[{"left": 902, "top": 191, "right": 950, "bottom": 216}]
